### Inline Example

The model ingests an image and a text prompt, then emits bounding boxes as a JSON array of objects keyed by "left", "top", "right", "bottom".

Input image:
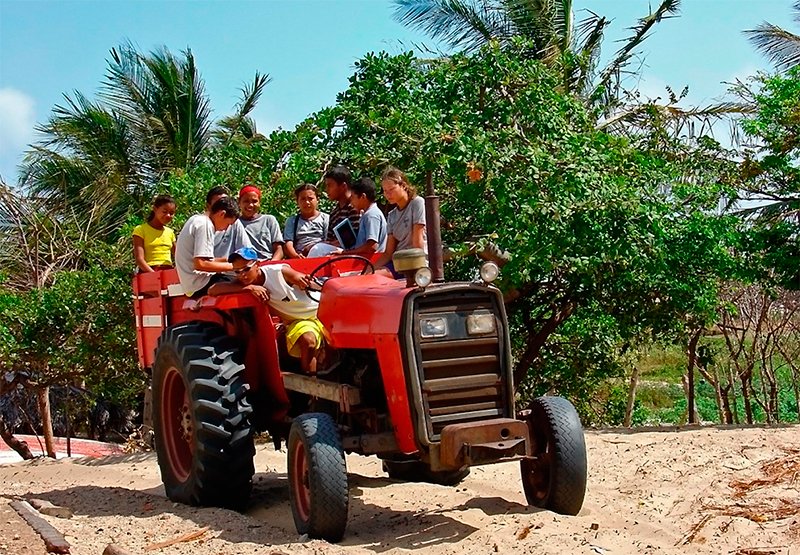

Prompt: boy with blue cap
[{"left": 209, "top": 248, "right": 323, "bottom": 375}]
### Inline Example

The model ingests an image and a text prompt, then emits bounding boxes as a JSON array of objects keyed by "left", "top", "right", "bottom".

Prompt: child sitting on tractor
[
  {"left": 338, "top": 176, "right": 387, "bottom": 257},
  {"left": 132, "top": 194, "right": 177, "bottom": 273},
  {"left": 208, "top": 247, "right": 324, "bottom": 375},
  {"left": 174, "top": 196, "right": 248, "bottom": 298}
]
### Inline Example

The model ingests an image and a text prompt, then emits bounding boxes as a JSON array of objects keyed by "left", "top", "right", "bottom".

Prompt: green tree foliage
[
  {"left": 742, "top": 68, "right": 800, "bottom": 167},
  {"left": 0, "top": 261, "right": 142, "bottom": 407},
  {"left": 326, "top": 45, "right": 740, "bottom": 398},
  {"left": 734, "top": 68, "right": 800, "bottom": 287}
]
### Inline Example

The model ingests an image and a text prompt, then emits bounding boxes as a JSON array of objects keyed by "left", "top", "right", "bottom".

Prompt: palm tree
[
  {"left": 21, "top": 92, "right": 144, "bottom": 234},
  {"left": 745, "top": 2, "right": 800, "bottom": 71},
  {"left": 392, "top": 0, "right": 574, "bottom": 58},
  {"left": 20, "top": 43, "right": 269, "bottom": 235},
  {"left": 392, "top": 0, "right": 680, "bottom": 112}
]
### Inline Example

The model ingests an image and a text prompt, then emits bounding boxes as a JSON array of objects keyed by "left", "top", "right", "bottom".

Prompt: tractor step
[{"left": 281, "top": 372, "right": 361, "bottom": 412}]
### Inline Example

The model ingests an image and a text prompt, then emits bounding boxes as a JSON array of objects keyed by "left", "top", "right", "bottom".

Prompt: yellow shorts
[{"left": 285, "top": 318, "right": 325, "bottom": 358}]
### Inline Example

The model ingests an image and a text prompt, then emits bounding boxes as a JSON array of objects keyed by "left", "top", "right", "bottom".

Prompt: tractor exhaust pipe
[{"left": 424, "top": 171, "right": 444, "bottom": 283}]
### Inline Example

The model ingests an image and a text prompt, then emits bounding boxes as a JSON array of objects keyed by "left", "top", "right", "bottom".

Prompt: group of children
[
  {"left": 133, "top": 165, "right": 425, "bottom": 281},
  {"left": 132, "top": 165, "right": 427, "bottom": 374}
]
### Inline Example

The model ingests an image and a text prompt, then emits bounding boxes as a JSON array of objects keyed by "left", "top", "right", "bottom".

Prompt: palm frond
[
  {"left": 19, "top": 88, "right": 147, "bottom": 233},
  {"left": 140, "top": 46, "right": 212, "bottom": 170},
  {"left": 594, "top": 0, "right": 681, "bottom": 108},
  {"left": 569, "top": 11, "right": 608, "bottom": 97},
  {"left": 733, "top": 198, "right": 800, "bottom": 224},
  {"left": 214, "top": 72, "right": 271, "bottom": 144},
  {"left": 102, "top": 42, "right": 212, "bottom": 175},
  {"left": 597, "top": 100, "right": 753, "bottom": 138},
  {"left": 393, "top": 0, "right": 511, "bottom": 52},
  {"left": 500, "top": 0, "right": 575, "bottom": 61},
  {"left": 744, "top": 22, "right": 800, "bottom": 71}
]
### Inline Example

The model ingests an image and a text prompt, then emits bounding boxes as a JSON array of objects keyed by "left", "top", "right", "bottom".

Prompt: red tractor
[{"left": 133, "top": 210, "right": 587, "bottom": 542}]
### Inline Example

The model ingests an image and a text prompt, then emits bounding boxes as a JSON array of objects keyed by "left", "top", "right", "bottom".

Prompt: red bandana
[{"left": 239, "top": 185, "right": 261, "bottom": 199}]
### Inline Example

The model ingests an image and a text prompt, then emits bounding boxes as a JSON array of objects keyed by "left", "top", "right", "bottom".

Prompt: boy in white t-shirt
[
  {"left": 174, "top": 196, "right": 249, "bottom": 298},
  {"left": 208, "top": 249, "right": 324, "bottom": 375}
]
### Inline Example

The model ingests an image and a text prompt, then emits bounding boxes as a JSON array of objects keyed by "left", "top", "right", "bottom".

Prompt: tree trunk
[
  {"left": 513, "top": 301, "right": 575, "bottom": 387},
  {"left": 769, "top": 378, "right": 781, "bottom": 424},
  {"left": 712, "top": 368, "right": 724, "bottom": 423},
  {"left": 0, "top": 418, "right": 34, "bottom": 459},
  {"left": 681, "top": 374, "right": 700, "bottom": 424},
  {"left": 741, "top": 376, "right": 754, "bottom": 424},
  {"left": 623, "top": 366, "right": 640, "bottom": 427},
  {"left": 686, "top": 330, "right": 702, "bottom": 424},
  {"left": 792, "top": 367, "right": 800, "bottom": 422},
  {"left": 720, "top": 385, "right": 734, "bottom": 424},
  {"left": 729, "top": 368, "right": 740, "bottom": 424},
  {"left": 36, "top": 387, "right": 56, "bottom": 458}
]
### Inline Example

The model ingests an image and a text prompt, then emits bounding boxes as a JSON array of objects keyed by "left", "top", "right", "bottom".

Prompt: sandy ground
[{"left": 1, "top": 426, "right": 799, "bottom": 555}]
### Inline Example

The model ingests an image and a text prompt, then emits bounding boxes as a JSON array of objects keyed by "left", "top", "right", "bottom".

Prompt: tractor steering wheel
[{"left": 305, "top": 255, "right": 375, "bottom": 302}]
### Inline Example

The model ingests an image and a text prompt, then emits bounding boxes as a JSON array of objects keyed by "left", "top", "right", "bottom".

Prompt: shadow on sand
[{"left": 28, "top": 468, "right": 486, "bottom": 552}]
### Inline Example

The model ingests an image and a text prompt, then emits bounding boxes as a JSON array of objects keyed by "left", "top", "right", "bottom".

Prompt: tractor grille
[{"left": 411, "top": 291, "right": 509, "bottom": 441}]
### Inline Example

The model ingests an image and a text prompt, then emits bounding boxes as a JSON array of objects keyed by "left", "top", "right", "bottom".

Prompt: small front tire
[
  {"left": 521, "top": 396, "right": 587, "bottom": 516},
  {"left": 287, "top": 413, "right": 349, "bottom": 542}
]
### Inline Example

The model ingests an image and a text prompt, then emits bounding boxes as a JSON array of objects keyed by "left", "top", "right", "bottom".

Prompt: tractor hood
[{"left": 316, "top": 273, "right": 410, "bottom": 349}]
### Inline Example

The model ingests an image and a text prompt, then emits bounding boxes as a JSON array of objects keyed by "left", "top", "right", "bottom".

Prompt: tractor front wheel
[
  {"left": 152, "top": 322, "right": 255, "bottom": 510},
  {"left": 287, "top": 413, "right": 348, "bottom": 542},
  {"left": 520, "top": 396, "right": 587, "bottom": 515}
]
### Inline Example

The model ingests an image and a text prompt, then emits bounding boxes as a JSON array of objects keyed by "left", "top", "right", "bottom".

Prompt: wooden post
[
  {"left": 36, "top": 386, "right": 56, "bottom": 458},
  {"left": 686, "top": 330, "right": 702, "bottom": 424},
  {"left": 623, "top": 366, "right": 640, "bottom": 427}
]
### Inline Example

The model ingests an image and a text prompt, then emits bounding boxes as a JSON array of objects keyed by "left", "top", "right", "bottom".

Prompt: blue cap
[{"left": 228, "top": 246, "right": 258, "bottom": 262}]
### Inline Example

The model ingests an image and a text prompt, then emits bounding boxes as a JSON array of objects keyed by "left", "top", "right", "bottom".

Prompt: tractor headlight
[
  {"left": 479, "top": 262, "right": 500, "bottom": 283},
  {"left": 414, "top": 267, "right": 433, "bottom": 288},
  {"left": 466, "top": 311, "right": 496, "bottom": 335},
  {"left": 420, "top": 316, "right": 448, "bottom": 338}
]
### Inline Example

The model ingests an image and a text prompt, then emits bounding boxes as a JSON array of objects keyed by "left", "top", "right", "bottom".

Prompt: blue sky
[{"left": 0, "top": 0, "right": 795, "bottom": 184}]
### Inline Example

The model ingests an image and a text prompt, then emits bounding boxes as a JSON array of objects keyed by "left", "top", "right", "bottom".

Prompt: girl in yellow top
[{"left": 133, "top": 195, "right": 177, "bottom": 272}]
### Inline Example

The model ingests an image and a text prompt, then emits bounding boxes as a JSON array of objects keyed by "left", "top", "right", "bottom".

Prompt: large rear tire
[
  {"left": 152, "top": 322, "right": 255, "bottom": 510},
  {"left": 521, "top": 396, "right": 587, "bottom": 515},
  {"left": 382, "top": 458, "right": 470, "bottom": 486},
  {"left": 288, "top": 413, "right": 348, "bottom": 542}
]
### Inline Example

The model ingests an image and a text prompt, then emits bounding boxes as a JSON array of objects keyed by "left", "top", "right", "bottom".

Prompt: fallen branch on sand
[
  {"left": 682, "top": 446, "right": 800, "bottom": 543},
  {"left": 144, "top": 526, "right": 209, "bottom": 551},
  {"left": 675, "top": 514, "right": 710, "bottom": 545}
]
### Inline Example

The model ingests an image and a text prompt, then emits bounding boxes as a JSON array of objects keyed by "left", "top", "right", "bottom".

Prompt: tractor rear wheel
[
  {"left": 520, "top": 396, "right": 587, "bottom": 515},
  {"left": 287, "top": 413, "right": 348, "bottom": 542},
  {"left": 152, "top": 322, "right": 255, "bottom": 510},
  {"left": 382, "top": 458, "right": 470, "bottom": 486}
]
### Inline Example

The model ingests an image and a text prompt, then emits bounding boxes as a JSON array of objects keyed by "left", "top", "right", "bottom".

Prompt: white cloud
[
  {"left": 250, "top": 101, "right": 292, "bottom": 135},
  {"left": 0, "top": 88, "right": 36, "bottom": 155}
]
